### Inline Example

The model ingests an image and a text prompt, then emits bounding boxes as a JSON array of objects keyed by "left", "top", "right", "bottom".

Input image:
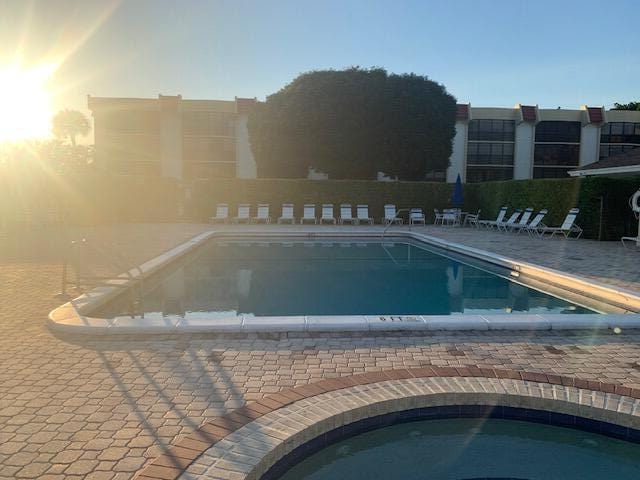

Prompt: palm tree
[{"left": 52, "top": 109, "right": 91, "bottom": 147}]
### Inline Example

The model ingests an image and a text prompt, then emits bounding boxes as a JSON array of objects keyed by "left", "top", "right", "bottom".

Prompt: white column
[
  {"left": 235, "top": 114, "right": 257, "bottom": 178},
  {"left": 447, "top": 122, "right": 467, "bottom": 183},
  {"left": 513, "top": 122, "right": 535, "bottom": 180},
  {"left": 159, "top": 96, "right": 183, "bottom": 180},
  {"left": 579, "top": 124, "right": 600, "bottom": 167}
]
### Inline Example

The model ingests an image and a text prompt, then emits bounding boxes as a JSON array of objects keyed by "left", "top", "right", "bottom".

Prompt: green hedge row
[
  {"left": 0, "top": 173, "right": 181, "bottom": 225},
  {"left": 191, "top": 177, "right": 640, "bottom": 240},
  {"left": 189, "top": 178, "right": 453, "bottom": 222}
]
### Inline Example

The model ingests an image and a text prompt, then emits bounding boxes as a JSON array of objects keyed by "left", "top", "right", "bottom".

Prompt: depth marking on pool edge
[{"left": 378, "top": 316, "right": 421, "bottom": 323}]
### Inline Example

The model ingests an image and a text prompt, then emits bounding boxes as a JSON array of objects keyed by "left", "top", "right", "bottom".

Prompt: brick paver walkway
[{"left": 1, "top": 223, "right": 640, "bottom": 479}]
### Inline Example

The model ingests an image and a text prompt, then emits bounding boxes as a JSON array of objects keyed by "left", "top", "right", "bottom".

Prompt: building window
[
  {"left": 599, "top": 144, "right": 639, "bottom": 159},
  {"left": 468, "top": 119, "right": 515, "bottom": 141},
  {"left": 533, "top": 121, "right": 580, "bottom": 179},
  {"left": 466, "top": 167, "right": 514, "bottom": 183},
  {"left": 600, "top": 122, "right": 640, "bottom": 144},
  {"left": 534, "top": 121, "right": 581, "bottom": 143},
  {"left": 466, "top": 120, "right": 515, "bottom": 182},
  {"left": 183, "top": 112, "right": 236, "bottom": 137},
  {"left": 183, "top": 138, "right": 236, "bottom": 163},
  {"left": 467, "top": 142, "right": 514, "bottom": 166},
  {"left": 532, "top": 144, "right": 579, "bottom": 178},
  {"left": 100, "top": 110, "right": 160, "bottom": 134}
]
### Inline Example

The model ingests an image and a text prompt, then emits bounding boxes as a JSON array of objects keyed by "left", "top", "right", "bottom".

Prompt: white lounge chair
[
  {"left": 320, "top": 204, "right": 336, "bottom": 224},
  {"left": 252, "top": 204, "right": 271, "bottom": 224},
  {"left": 442, "top": 208, "right": 460, "bottom": 226},
  {"left": 278, "top": 204, "right": 295, "bottom": 224},
  {"left": 532, "top": 208, "right": 583, "bottom": 238},
  {"left": 210, "top": 203, "right": 229, "bottom": 223},
  {"left": 300, "top": 204, "right": 317, "bottom": 224},
  {"left": 383, "top": 204, "right": 403, "bottom": 225},
  {"left": 409, "top": 208, "right": 426, "bottom": 225},
  {"left": 339, "top": 204, "right": 357, "bottom": 225},
  {"left": 477, "top": 207, "right": 508, "bottom": 229},
  {"left": 496, "top": 209, "right": 522, "bottom": 231},
  {"left": 517, "top": 209, "right": 548, "bottom": 235},
  {"left": 464, "top": 209, "right": 481, "bottom": 228},
  {"left": 505, "top": 207, "right": 533, "bottom": 232},
  {"left": 356, "top": 205, "right": 373, "bottom": 225},
  {"left": 433, "top": 209, "right": 445, "bottom": 225},
  {"left": 233, "top": 204, "right": 251, "bottom": 223}
]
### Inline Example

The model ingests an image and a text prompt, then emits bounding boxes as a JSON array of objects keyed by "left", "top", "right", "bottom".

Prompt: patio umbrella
[{"left": 452, "top": 174, "right": 464, "bottom": 207}]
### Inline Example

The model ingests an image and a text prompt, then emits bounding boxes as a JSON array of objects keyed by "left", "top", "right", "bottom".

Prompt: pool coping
[
  {"left": 131, "top": 367, "right": 640, "bottom": 480},
  {"left": 48, "top": 227, "right": 640, "bottom": 334}
]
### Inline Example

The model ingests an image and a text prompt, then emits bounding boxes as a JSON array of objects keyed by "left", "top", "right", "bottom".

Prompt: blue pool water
[
  {"left": 99, "top": 238, "right": 593, "bottom": 318},
  {"left": 277, "top": 418, "right": 640, "bottom": 480}
]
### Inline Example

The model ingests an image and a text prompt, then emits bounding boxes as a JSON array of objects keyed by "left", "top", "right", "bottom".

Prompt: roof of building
[
  {"left": 456, "top": 104, "right": 470, "bottom": 121},
  {"left": 569, "top": 147, "right": 640, "bottom": 177}
]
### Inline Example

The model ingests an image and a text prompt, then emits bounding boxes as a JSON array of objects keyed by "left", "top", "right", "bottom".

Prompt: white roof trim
[{"left": 568, "top": 164, "right": 640, "bottom": 177}]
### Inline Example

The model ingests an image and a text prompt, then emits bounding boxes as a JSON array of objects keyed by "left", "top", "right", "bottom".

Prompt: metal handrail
[{"left": 59, "top": 239, "right": 145, "bottom": 315}]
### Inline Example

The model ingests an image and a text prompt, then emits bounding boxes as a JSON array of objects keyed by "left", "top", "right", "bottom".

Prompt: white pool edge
[{"left": 48, "top": 228, "right": 640, "bottom": 335}]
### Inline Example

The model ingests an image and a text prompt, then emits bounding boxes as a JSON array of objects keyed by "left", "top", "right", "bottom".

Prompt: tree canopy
[
  {"left": 52, "top": 109, "right": 91, "bottom": 147},
  {"left": 613, "top": 102, "right": 640, "bottom": 111},
  {"left": 247, "top": 68, "right": 457, "bottom": 180}
]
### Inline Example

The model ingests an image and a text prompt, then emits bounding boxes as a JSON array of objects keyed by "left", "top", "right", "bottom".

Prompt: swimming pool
[
  {"left": 96, "top": 237, "right": 595, "bottom": 319},
  {"left": 276, "top": 418, "right": 640, "bottom": 480}
]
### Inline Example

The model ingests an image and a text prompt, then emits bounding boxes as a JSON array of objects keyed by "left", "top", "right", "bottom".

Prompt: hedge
[
  {"left": 189, "top": 178, "right": 453, "bottom": 222},
  {"left": 0, "top": 172, "right": 181, "bottom": 225},
  {"left": 191, "top": 177, "right": 640, "bottom": 240},
  {"left": 463, "top": 177, "right": 640, "bottom": 240},
  {"left": 3, "top": 169, "right": 638, "bottom": 241}
]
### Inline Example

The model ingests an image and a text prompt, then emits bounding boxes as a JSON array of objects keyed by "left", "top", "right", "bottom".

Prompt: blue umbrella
[{"left": 452, "top": 174, "right": 464, "bottom": 207}]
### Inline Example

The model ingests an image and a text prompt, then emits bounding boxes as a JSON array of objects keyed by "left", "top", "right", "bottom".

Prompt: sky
[{"left": 1, "top": 0, "right": 639, "bottom": 132}]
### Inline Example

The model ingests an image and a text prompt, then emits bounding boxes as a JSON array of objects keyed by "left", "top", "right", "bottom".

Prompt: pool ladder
[
  {"left": 59, "top": 238, "right": 145, "bottom": 317},
  {"left": 381, "top": 208, "right": 412, "bottom": 266}
]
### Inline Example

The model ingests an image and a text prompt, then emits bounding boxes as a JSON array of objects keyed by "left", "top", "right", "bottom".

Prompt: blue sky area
[{"left": 2, "top": 0, "right": 639, "bottom": 114}]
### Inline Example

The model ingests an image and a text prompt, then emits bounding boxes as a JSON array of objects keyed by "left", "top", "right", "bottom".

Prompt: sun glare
[{"left": 0, "top": 63, "right": 57, "bottom": 143}]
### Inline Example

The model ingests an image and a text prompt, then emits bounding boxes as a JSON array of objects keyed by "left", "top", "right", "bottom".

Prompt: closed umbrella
[{"left": 452, "top": 174, "right": 464, "bottom": 207}]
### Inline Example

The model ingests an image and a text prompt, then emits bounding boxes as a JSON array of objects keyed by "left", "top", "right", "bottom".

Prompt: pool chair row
[
  {"left": 473, "top": 206, "right": 583, "bottom": 238},
  {"left": 209, "top": 203, "right": 428, "bottom": 225}
]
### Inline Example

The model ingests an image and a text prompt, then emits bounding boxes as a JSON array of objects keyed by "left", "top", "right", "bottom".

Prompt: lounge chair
[
  {"left": 233, "top": 204, "right": 251, "bottom": 223},
  {"left": 531, "top": 208, "right": 583, "bottom": 238},
  {"left": 496, "top": 209, "right": 522, "bottom": 232},
  {"left": 210, "top": 203, "right": 229, "bottom": 223},
  {"left": 356, "top": 205, "right": 374, "bottom": 225},
  {"left": 300, "top": 204, "right": 317, "bottom": 224},
  {"left": 477, "top": 206, "right": 508, "bottom": 229},
  {"left": 252, "top": 204, "right": 271, "bottom": 224},
  {"left": 433, "top": 209, "right": 445, "bottom": 225},
  {"left": 277, "top": 204, "right": 295, "bottom": 224},
  {"left": 464, "top": 209, "right": 481, "bottom": 228},
  {"left": 339, "top": 204, "right": 357, "bottom": 225},
  {"left": 504, "top": 207, "right": 533, "bottom": 232},
  {"left": 320, "top": 204, "right": 336, "bottom": 224},
  {"left": 409, "top": 208, "right": 426, "bottom": 225},
  {"left": 442, "top": 208, "right": 460, "bottom": 226},
  {"left": 516, "top": 209, "right": 548, "bottom": 235},
  {"left": 383, "top": 204, "right": 403, "bottom": 225}
]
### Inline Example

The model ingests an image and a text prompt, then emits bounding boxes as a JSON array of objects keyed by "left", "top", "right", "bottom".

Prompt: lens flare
[{"left": 0, "top": 62, "right": 57, "bottom": 142}]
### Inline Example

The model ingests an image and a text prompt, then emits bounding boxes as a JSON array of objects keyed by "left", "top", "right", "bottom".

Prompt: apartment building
[
  {"left": 448, "top": 104, "right": 640, "bottom": 183},
  {"left": 88, "top": 95, "right": 257, "bottom": 180},
  {"left": 88, "top": 95, "right": 640, "bottom": 183}
]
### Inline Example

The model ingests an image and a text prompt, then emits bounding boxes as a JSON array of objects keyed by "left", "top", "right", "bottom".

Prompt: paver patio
[{"left": 1, "top": 223, "right": 640, "bottom": 479}]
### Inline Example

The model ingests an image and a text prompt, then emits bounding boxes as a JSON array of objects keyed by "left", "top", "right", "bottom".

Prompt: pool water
[
  {"left": 99, "top": 239, "right": 593, "bottom": 318},
  {"left": 277, "top": 418, "right": 640, "bottom": 480}
]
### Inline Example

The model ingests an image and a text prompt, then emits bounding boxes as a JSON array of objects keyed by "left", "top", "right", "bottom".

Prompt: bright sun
[{"left": 0, "top": 63, "right": 56, "bottom": 143}]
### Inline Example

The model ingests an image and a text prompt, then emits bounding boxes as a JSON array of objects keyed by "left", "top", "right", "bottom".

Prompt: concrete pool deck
[{"left": 2, "top": 222, "right": 640, "bottom": 479}]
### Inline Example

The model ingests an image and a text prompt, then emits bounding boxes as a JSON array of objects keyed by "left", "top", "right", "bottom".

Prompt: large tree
[
  {"left": 52, "top": 109, "right": 91, "bottom": 147},
  {"left": 248, "top": 68, "right": 457, "bottom": 180},
  {"left": 612, "top": 101, "right": 640, "bottom": 111}
]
